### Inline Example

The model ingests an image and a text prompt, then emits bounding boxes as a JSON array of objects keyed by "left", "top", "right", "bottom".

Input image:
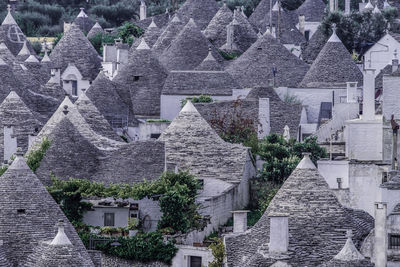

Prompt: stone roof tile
[
  {"left": 152, "top": 14, "right": 184, "bottom": 56},
  {"left": 176, "top": 0, "right": 219, "bottom": 30},
  {"left": 296, "top": 0, "right": 327, "bottom": 22},
  {"left": 203, "top": 4, "right": 234, "bottom": 48}
]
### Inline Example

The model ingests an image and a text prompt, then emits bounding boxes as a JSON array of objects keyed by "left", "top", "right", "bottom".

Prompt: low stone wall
[{"left": 101, "top": 253, "right": 169, "bottom": 267}]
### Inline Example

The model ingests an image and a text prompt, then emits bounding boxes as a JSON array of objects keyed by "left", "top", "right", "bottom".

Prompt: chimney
[
  {"left": 50, "top": 68, "right": 61, "bottom": 85},
  {"left": 258, "top": 98, "right": 270, "bottom": 139},
  {"left": 374, "top": 202, "right": 387, "bottom": 267},
  {"left": 392, "top": 52, "right": 399, "bottom": 73},
  {"left": 298, "top": 15, "right": 305, "bottom": 36},
  {"left": 362, "top": 68, "right": 376, "bottom": 121},
  {"left": 3, "top": 126, "right": 17, "bottom": 163},
  {"left": 269, "top": 214, "right": 289, "bottom": 254},
  {"left": 63, "top": 22, "right": 71, "bottom": 33},
  {"left": 359, "top": 0, "right": 367, "bottom": 12},
  {"left": 346, "top": 82, "right": 358, "bottom": 103},
  {"left": 231, "top": 210, "right": 249, "bottom": 233},
  {"left": 140, "top": 0, "right": 147, "bottom": 21},
  {"left": 329, "top": 0, "right": 337, "bottom": 12},
  {"left": 226, "top": 14, "right": 240, "bottom": 51},
  {"left": 345, "top": 0, "right": 351, "bottom": 14}
]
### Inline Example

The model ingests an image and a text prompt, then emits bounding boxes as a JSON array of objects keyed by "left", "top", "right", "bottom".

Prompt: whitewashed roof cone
[
  {"left": 384, "top": 0, "right": 391, "bottom": 8},
  {"left": 296, "top": 153, "right": 316, "bottom": 169},
  {"left": 25, "top": 54, "right": 39, "bottom": 63},
  {"left": 2, "top": 5, "right": 17, "bottom": 25},
  {"left": 328, "top": 25, "right": 341, "bottom": 43},
  {"left": 92, "top": 21, "right": 102, "bottom": 29},
  {"left": 181, "top": 100, "right": 197, "bottom": 113},
  {"left": 18, "top": 41, "right": 30, "bottom": 56},
  {"left": 272, "top": 1, "right": 280, "bottom": 11},
  {"left": 333, "top": 230, "right": 365, "bottom": 261},
  {"left": 137, "top": 38, "right": 150, "bottom": 50},
  {"left": 364, "top": 0, "right": 374, "bottom": 10},
  {"left": 41, "top": 50, "right": 51, "bottom": 62},
  {"left": 77, "top": 7, "right": 88, "bottom": 18},
  {"left": 50, "top": 220, "right": 72, "bottom": 246},
  {"left": 171, "top": 15, "right": 181, "bottom": 23},
  {"left": 373, "top": 5, "right": 381, "bottom": 14},
  {"left": 149, "top": 18, "right": 157, "bottom": 28}
]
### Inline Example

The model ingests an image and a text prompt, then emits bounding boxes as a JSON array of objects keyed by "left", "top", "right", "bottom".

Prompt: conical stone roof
[
  {"left": 0, "top": 154, "right": 94, "bottom": 266},
  {"left": 195, "top": 49, "right": 223, "bottom": 71},
  {"left": 16, "top": 40, "right": 31, "bottom": 62},
  {"left": 160, "top": 18, "right": 224, "bottom": 71},
  {"left": 0, "top": 60, "right": 25, "bottom": 103},
  {"left": 225, "top": 154, "right": 374, "bottom": 267},
  {"left": 50, "top": 23, "right": 101, "bottom": 81},
  {"left": 142, "top": 19, "right": 163, "bottom": 48},
  {"left": 249, "top": 0, "right": 277, "bottom": 32},
  {"left": 203, "top": 4, "right": 234, "bottom": 48},
  {"left": 176, "top": 0, "right": 219, "bottom": 30},
  {"left": 86, "top": 71, "right": 135, "bottom": 126},
  {"left": 301, "top": 27, "right": 328, "bottom": 63},
  {"left": 87, "top": 21, "right": 104, "bottom": 39},
  {"left": 159, "top": 101, "right": 249, "bottom": 183},
  {"left": 0, "top": 42, "right": 15, "bottom": 65},
  {"left": 299, "top": 30, "right": 363, "bottom": 88},
  {"left": 226, "top": 32, "right": 309, "bottom": 88},
  {"left": 114, "top": 39, "right": 168, "bottom": 117},
  {"left": 153, "top": 15, "right": 184, "bottom": 56},
  {"left": 0, "top": 241, "right": 11, "bottom": 267},
  {"left": 0, "top": 7, "right": 36, "bottom": 56},
  {"left": 296, "top": 0, "right": 327, "bottom": 22},
  {"left": 74, "top": 8, "right": 94, "bottom": 34}
]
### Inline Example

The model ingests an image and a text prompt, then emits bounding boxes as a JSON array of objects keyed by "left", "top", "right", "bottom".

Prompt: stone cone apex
[
  {"left": 50, "top": 220, "right": 73, "bottom": 246},
  {"left": 2, "top": 5, "right": 17, "bottom": 25},
  {"left": 384, "top": 0, "right": 391, "bottom": 8},
  {"left": 25, "top": 54, "right": 39, "bottom": 63},
  {"left": 333, "top": 230, "right": 365, "bottom": 261},
  {"left": 181, "top": 100, "right": 198, "bottom": 113},
  {"left": 8, "top": 150, "right": 30, "bottom": 170},
  {"left": 365, "top": 0, "right": 374, "bottom": 10},
  {"left": 149, "top": 18, "right": 158, "bottom": 28},
  {"left": 6, "top": 90, "right": 20, "bottom": 100},
  {"left": 328, "top": 25, "right": 341, "bottom": 43},
  {"left": 18, "top": 41, "right": 30, "bottom": 56},
  {"left": 77, "top": 7, "right": 88, "bottom": 18},
  {"left": 137, "top": 38, "right": 150, "bottom": 50},
  {"left": 171, "top": 14, "right": 181, "bottom": 23},
  {"left": 272, "top": 1, "right": 280, "bottom": 11},
  {"left": 373, "top": 5, "right": 381, "bottom": 14},
  {"left": 92, "top": 21, "right": 102, "bottom": 29},
  {"left": 296, "top": 153, "right": 316, "bottom": 169},
  {"left": 42, "top": 50, "right": 51, "bottom": 62}
]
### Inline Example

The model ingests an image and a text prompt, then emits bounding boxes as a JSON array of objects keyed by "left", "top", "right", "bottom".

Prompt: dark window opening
[
  {"left": 130, "top": 213, "right": 138, "bottom": 218},
  {"left": 17, "top": 209, "right": 25, "bottom": 214},
  {"left": 389, "top": 234, "right": 400, "bottom": 249},
  {"left": 134, "top": 76, "right": 140, "bottom": 81},
  {"left": 305, "top": 30, "right": 310, "bottom": 41},
  {"left": 72, "top": 81, "right": 78, "bottom": 96},
  {"left": 150, "top": 133, "right": 161, "bottom": 139},
  {"left": 104, "top": 213, "right": 115, "bottom": 226},
  {"left": 198, "top": 179, "right": 204, "bottom": 190},
  {"left": 382, "top": 172, "right": 388, "bottom": 184},
  {"left": 190, "top": 256, "right": 202, "bottom": 267}
]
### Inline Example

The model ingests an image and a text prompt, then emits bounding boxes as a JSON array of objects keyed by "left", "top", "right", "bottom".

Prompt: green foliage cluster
[
  {"left": 219, "top": 50, "right": 242, "bottom": 60},
  {"left": 258, "top": 134, "right": 327, "bottom": 183},
  {"left": 180, "top": 95, "right": 213, "bottom": 108},
  {"left": 26, "top": 137, "right": 51, "bottom": 172},
  {"left": 47, "top": 171, "right": 201, "bottom": 233},
  {"left": 320, "top": 8, "right": 398, "bottom": 55},
  {"left": 89, "top": 22, "right": 143, "bottom": 54},
  {"left": 79, "top": 231, "right": 178, "bottom": 264},
  {"left": 208, "top": 238, "right": 226, "bottom": 267}
]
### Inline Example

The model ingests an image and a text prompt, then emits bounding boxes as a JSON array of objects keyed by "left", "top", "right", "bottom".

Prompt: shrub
[
  {"left": 208, "top": 238, "right": 226, "bottom": 267},
  {"left": 181, "top": 95, "right": 213, "bottom": 107},
  {"left": 30, "top": 40, "right": 42, "bottom": 54},
  {"left": 26, "top": 137, "right": 51, "bottom": 172}
]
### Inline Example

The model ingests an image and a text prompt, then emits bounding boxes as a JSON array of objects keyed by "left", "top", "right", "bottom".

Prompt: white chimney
[
  {"left": 258, "top": 98, "right": 270, "bottom": 139},
  {"left": 49, "top": 68, "right": 61, "bottom": 85},
  {"left": 269, "top": 214, "right": 289, "bottom": 254},
  {"left": 140, "top": 0, "right": 147, "bottom": 21},
  {"left": 4, "top": 126, "right": 17, "bottom": 163},
  {"left": 346, "top": 82, "right": 358, "bottom": 103},
  {"left": 362, "top": 68, "right": 376, "bottom": 120},
  {"left": 329, "top": 0, "right": 338, "bottom": 12},
  {"left": 231, "top": 210, "right": 249, "bottom": 233},
  {"left": 392, "top": 58, "right": 399, "bottom": 73},
  {"left": 345, "top": 0, "right": 351, "bottom": 14},
  {"left": 374, "top": 202, "right": 387, "bottom": 267},
  {"left": 298, "top": 15, "right": 305, "bottom": 36}
]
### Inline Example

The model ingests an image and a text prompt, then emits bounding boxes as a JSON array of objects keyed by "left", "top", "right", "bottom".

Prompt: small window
[
  {"left": 130, "top": 213, "right": 138, "bottom": 218},
  {"left": 71, "top": 81, "right": 78, "bottom": 96},
  {"left": 17, "top": 209, "right": 25, "bottom": 214},
  {"left": 382, "top": 172, "right": 388, "bottom": 184},
  {"left": 150, "top": 133, "right": 161, "bottom": 139},
  {"left": 189, "top": 256, "right": 202, "bottom": 267},
  {"left": 389, "top": 234, "right": 400, "bottom": 249},
  {"left": 304, "top": 30, "right": 310, "bottom": 41},
  {"left": 336, "top": 178, "right": 342, "bottom": 189},
  {"left": 134, "top": 76, "right": 140, "bottom": 81},
  {"left": 104, "top": 213, "right": 115, "bottom": 226}
]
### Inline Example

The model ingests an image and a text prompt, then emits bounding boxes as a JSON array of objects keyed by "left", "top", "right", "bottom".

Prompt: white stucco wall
[
  {"left": 83, "top": 207, "right": 130, "bottom": 227},
  {"left": 61, "top": 64, "right": 91, "bottom": 97},
  {"left": 3, "top": 126, "right": 16, "bottom": 163},
  {"left": 258, "top": 98, "right": 271, "bottom": 138},
  {"left": 284, "top": 44, "right": 301, "bottom": 57},
  {"left": 276, "top": 87, "right": 348, "bottom": 123},
  {"left": 127, "top": 121, "right": 170, "bottom": 141},
  {"left": 171, "top": 245, "right": 214, "bottom": 267},
  {"left": 345, "top": 118, "right": 383, "bottom": 161},
  {"left": 364, "top": 33, "right": 400, "bottom": 76},
  {"left": 318, "top": 160, "right": 350, "bottom": 189},
  {"left": 383, "top": 75, "right": 400, "bottom": 120}
]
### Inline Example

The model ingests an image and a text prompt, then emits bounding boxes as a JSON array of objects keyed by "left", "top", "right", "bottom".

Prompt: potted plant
[{"left": 128, "top": 218, "right": 139, "bottom": 236}]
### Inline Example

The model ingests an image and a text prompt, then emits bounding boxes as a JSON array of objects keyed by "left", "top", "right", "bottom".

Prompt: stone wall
[{"left": 101, "top": 253, "right": 169, "bottom": 267}]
